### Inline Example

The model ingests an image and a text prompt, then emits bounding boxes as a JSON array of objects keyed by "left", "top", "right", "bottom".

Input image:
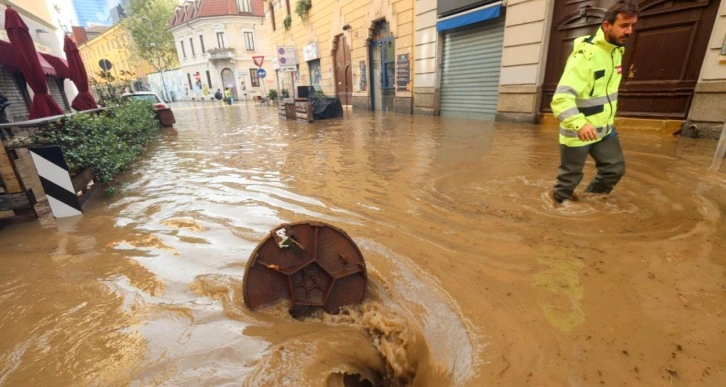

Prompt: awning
[
  {"left": 40, "top": 53, "right": 69, "bottom": 78},
  {"left": 436, "top": 2, "right": 502, "bottom": 32},
  {"left": 0, "top": 39, "right": 57, "bottom": 76}
]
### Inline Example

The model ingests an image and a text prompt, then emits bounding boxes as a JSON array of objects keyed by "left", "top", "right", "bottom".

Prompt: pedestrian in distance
[
  {"left": 550, "top": 0, "right": 639, "bottom": 204},
  {"left": 214, "top": 88, "right": 223, "bottom": 101},
  {"left": 224, "top": 87, "right": 232, "bottom": 105}
]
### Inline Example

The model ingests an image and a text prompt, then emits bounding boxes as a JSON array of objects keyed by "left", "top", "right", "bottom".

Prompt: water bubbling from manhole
[{"left": 317, "top": 303, "right": 450, "bottom": 386}]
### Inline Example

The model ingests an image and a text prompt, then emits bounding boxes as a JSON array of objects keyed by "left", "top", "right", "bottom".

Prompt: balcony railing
[{"left": 207, "top": 47, "right": 235, "bottom": 61}]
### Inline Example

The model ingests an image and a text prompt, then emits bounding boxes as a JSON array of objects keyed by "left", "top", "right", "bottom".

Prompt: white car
[
  {"left": 120, "top": 91, "right": 169, "bottom": 110},
  {"left": 120, "top": 91, "right": 175, "bottom": 126}
]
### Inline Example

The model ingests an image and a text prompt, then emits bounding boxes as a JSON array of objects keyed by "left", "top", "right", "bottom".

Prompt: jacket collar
[{"left": 594, "top": 27, "right": 622, "bottom": 49}]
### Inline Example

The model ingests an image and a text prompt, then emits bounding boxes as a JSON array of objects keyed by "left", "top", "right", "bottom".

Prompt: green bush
[
  {"left": 31, "top": 100, "right": 160, "bottom": 193},
  {"left": 267, "top": 89, "right": 278, "bottom": 100}
]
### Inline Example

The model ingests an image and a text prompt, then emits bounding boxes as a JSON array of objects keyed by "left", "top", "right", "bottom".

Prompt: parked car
[{"left": 120, "top": 91, "right": 175, "bottom": 126}]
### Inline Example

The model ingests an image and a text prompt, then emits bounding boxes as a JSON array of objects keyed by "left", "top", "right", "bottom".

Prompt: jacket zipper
[{"left": 606, "top": 48, "right": 616, "bottom": 123}]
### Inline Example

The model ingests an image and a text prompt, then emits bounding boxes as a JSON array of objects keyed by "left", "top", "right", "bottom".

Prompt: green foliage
[
  {"left": 283, "top": 14, "right": 292, "bottom": 30},
  {"left": 31, "top": 100, "right": 160, "bottom": 193},
  {"left": 267, "top": 89, "right": 278, "bottom": 101},
  {"left": 295, "top": 0, "right": 312, "bottom": 20},
  {"left": 280, "top": 89, "right": 290, "bottom": 98},
  {"left": 92, "top": 83, "right": 124, "bottom": 107},
  {"left": 124, "top": 0, "right": 178, "bottom": 72},
  {"left": 90, "top": 73, "right": 133, "bottom": 107}
]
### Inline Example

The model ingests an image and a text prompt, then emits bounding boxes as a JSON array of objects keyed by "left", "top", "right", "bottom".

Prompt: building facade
[
  {"left": 263, "top": 0, "right": 725, "bottom": 134},
  {"left": 1, "top": 1, "right": 76, "bottom": 121},
  {"left": 416, "top": 0, "right": 726, "bottom": 134},
  {"left": 71, "top": 0, "right": 112, "bottom": 27},
  {"left": 78, "top": 23, "right": 156, "bottom": 90},
  {"left": 264, "top": 0, "right": 416, "bottom": 113},
  {"left": 168, "top": 0, "right": 273, "bottom": 101}
]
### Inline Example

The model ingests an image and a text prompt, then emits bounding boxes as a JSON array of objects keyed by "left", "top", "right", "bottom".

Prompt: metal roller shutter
[
  {"left": 0, "top": 66, "right": 29, "bottom": 122},
  {"left": 440, "top": 17, "right": 505, "bottom": 119},
  {"left": 46, "top": 76, "right": 69, "bottom": 112}
]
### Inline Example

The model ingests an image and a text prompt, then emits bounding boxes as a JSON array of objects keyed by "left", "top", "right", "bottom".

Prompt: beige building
[
  {"left": 168, "top": 0, "right": 274, "bottom": 101},
  {"left": 264, "top": 0, "right": 415, "bottom": 113},
  {"left": 263, "top": 0, "right": 724, "bottom": 135},
  {"left": 417, "top": 0, "right": 726, "bottom": 135}
]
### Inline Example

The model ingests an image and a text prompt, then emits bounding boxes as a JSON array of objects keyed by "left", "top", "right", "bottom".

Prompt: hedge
[{"left": 31, "top": 100, "right": 160, "bottom": 193}]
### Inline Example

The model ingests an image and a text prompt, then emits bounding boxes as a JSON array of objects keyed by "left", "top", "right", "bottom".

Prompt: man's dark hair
[{"left": 603, "top": 0, "right": 639, "bottom": 24}]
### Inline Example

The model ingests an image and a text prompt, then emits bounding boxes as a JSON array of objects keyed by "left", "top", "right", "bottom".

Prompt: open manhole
[{"left": 243, "top": 221, "right": 367, "bottom": 316}]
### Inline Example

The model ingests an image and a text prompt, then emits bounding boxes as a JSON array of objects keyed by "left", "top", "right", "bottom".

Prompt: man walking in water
[{"left": 551, "top": 0, "right": 639, "bottom": 203}]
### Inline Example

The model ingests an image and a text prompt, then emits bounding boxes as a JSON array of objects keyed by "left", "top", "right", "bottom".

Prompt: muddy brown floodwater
[{"left": 1, "top": 102, "right": 725, "bottom": 386}]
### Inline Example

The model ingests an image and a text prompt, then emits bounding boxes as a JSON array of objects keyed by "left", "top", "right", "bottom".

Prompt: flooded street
[{"left": 1, "top": 102, "right": 725, "bottom": 386}]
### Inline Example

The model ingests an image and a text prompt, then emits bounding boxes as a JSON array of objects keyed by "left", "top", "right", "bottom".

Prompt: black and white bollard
[{"left": 29, "top": 145, "right": 82, "bottom": 218}]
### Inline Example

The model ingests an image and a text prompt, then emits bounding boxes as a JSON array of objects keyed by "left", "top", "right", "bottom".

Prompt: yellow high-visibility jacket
[{"left": 551, "top": 27, "right": 625, "bottom": 147}]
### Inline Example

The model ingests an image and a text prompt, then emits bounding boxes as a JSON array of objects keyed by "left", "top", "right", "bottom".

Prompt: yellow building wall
[
  {"left": 265, "top": 0, "right": 414, "bottom": 111},
  {"left": 78, "top": 24, "right": 156, "bottom": 85}
]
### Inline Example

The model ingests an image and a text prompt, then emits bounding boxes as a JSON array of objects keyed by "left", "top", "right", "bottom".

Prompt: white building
[{"left": 168, "top": 0, "right": 273, "bottom": 101}]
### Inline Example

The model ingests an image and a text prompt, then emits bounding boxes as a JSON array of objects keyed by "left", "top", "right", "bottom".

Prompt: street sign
[
  {"left": 279, "top": 65, "right": 297, "bottom": 72},
  {"left": 98, "top": 58, "right": 112, "bottom": 71},
  {"left": 277, "top": 46, "right": 297, "bottom": 66},
  {"left": 257, "top": 68, "right": 267, "bottom": 79},
  {"left": 252, "top": 55, "right": 264, "bottom": 67}
]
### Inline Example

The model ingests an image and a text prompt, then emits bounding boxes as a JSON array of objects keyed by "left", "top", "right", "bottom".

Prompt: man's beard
[{"left": 608, "top": 31, "right": 629, "bottom": 47}]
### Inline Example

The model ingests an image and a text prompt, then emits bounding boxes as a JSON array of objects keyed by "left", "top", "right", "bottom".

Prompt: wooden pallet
[
  {"left": 294, "top": 98, "right": 313, "bottom": 123},
  {"left": 0, "top": 140, "right": 37, "bottom": 224}
]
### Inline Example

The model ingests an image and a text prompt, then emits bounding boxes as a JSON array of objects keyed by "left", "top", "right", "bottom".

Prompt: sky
[{"left": 51, "top": 0, "right": 189, "bottom": 28}]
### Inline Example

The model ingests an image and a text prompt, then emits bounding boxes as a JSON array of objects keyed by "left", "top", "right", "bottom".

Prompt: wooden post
[{"left": 0, "top": 142, "right": 23, "bottom": 192}]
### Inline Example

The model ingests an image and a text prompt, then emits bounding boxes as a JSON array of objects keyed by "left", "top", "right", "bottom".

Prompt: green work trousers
[{"left": 553, "top": 132, "right": 625, "bottom": 202}]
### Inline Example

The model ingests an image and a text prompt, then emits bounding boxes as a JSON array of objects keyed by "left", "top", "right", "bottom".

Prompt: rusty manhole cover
[{"left": 243, "top": 221, "right": 367, "bottom": 315}]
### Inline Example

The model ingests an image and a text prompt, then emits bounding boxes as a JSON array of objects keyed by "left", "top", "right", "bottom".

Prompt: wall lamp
[{"left": 342, "top": 24, "right": 351, "bottom": 31}]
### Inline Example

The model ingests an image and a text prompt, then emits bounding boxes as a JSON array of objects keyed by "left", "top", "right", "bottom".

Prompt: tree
[{"left": 123, "top": 0, "right": 178, "bottom": 74}]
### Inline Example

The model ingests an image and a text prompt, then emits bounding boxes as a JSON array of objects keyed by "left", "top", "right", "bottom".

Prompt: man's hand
[{"left": 577, "top": 124, "right": 598, "bottom": 141}]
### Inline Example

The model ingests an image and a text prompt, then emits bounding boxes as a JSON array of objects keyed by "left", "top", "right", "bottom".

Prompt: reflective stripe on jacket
[{"left": 551, "top": 27, "right": 625, "bottom": 147}]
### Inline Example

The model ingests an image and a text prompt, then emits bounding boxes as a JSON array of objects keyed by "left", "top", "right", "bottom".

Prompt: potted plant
[
  {"left": 267, "top": 89, "right": 278, "bottom": 106},
  {"left": 295, "top": 0, "right": 312, "bottom": 21},
  {"left": 283, "top": 15, "right": 292, "bottom": 30}
]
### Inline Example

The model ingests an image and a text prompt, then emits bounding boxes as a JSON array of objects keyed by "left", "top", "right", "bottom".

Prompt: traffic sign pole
[{"left": 257, "top": 68, "right": 268, "bottom": 102}]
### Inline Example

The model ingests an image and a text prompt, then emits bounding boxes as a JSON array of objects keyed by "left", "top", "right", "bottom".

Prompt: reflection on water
[{"left": 1, "top": 102, "right": 725, "bottom": 386}]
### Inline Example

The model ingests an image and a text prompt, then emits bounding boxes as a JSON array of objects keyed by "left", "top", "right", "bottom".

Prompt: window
[
  {"left": 187, "top": 73, "right": 192, "bottom": 89},
  {"left": 189, "top": 37, "right": 195, "bottom": 56},
  {"left": 244, "top": 31, "right": 255, "bottom": 51},
  {"left": 180, "top": 40, "right": 186, "bottom": 58},
  {"left": 270, "top": 3, "right": 276, "bottom": 31},
  {"left": 199, "top": 35, "right": 205, "bottom": 53},
  {"left": 285, "top": 0, "right": 290, "bottom": 15},
  {"left": 240, "top": 0, "right": 251, "bottom": 13},
  {"left": 249, "top": 68, "right": 260, "bottom": 87},
  {"left": 206, "top": 70, "right": 212, "bottom": 88},
  {"left": 216, "top": 32, "right": 225, "bottom": 49}
]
